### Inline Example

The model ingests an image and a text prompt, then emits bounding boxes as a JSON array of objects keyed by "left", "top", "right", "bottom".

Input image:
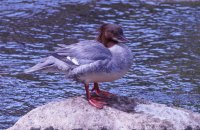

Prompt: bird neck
[{"left": 97, "top": 35, "right": 117, "bottom": 48}]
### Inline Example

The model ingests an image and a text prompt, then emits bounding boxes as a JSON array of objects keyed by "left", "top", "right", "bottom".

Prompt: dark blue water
[{"left": 0, "top": 0, "right": 200, "bottom": 129}]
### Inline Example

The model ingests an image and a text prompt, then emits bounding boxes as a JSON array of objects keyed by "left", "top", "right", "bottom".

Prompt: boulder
[{"left": 7, "top": 96, "right": 200, "bottom": 130}]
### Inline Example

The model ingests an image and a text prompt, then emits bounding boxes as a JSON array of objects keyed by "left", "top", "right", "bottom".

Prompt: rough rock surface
[{"left": 8, "top": 96, "right": 200, "bottom": 130}]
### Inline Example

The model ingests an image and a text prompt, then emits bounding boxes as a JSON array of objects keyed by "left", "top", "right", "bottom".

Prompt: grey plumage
[
  {"left": 54, "top": 40, "right": 112, "bottom": 64},
  {"left": 25, "top": 40, "right": 132, "bottom": 83},
  {"left": 24, "top": 56, "right": 71, "bottom": 73},
  {"left": 25, "top": 40, "right": 112, "bottom": 78}
]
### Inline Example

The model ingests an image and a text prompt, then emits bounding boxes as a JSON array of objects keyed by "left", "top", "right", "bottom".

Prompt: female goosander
[{"left": 25, "top": 23, "right": 132, "bottom": 109}]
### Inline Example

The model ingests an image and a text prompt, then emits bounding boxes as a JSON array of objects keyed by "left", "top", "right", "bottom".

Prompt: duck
[{"left": 25, "top": 23, "right": 132, "bottom": 109}]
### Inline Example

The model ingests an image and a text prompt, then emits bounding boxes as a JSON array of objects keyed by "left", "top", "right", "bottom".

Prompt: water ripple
[{"left": 0, "top": 0, "right": 200, "bottom": 129}]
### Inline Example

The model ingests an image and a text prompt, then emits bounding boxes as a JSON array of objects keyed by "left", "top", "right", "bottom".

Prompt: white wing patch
[{"left": 67, "top": 56, "right": 79, "bottom": 65}]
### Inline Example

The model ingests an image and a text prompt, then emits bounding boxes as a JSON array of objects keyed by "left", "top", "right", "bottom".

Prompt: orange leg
[
  {"left": 91, "top": 82, "right": 115, "bottom": 98},
  {"left": 84, "top": 83, "right": 106, "bottom": 109}
]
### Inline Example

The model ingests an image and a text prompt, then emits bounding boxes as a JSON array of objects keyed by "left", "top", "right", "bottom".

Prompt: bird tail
[{"left": 24, "top": 56, "right": 71, "bottom": 73}]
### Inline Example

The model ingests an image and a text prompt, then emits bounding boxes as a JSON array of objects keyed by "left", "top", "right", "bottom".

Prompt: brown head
[{"left": 97, "top": 23, "right": 129, "bottom": 47}]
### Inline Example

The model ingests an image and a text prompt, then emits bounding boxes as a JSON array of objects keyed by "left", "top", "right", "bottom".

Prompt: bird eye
[
  {"left": 107, "top": 30, "right": 118, "bottom": 35},
  {"left": 111, "top": 30, "right": 117, "bottom": 34},
  {"left": 107, "top": 30, "right": 114, "bottom": 33}
]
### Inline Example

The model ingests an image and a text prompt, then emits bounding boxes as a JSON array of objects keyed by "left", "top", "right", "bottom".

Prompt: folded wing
[{"left": 25, "top": 40, "right": 112, "bottom": 77}]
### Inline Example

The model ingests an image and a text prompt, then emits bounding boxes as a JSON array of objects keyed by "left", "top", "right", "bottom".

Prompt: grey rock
[{"left": 7, "top": 96, "right": 200, "bottom": 130}]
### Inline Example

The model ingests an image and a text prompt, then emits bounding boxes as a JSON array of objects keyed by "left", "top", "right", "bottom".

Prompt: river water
[{"left": 0, "top": 0, "right": 200, "bottom": 129}]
